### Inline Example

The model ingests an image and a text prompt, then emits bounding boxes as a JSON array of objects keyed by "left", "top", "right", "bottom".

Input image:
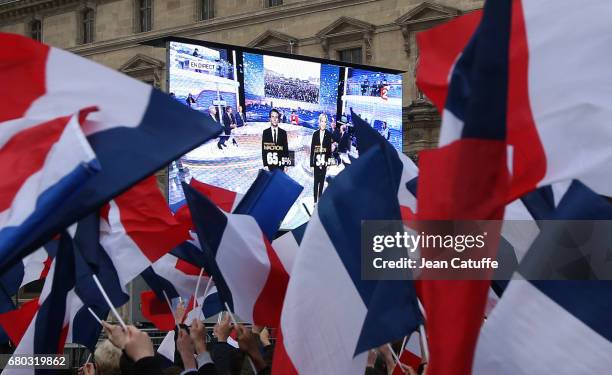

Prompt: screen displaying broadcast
[{"left": 167, "top": 40, "right": 403, "bottom": 229}]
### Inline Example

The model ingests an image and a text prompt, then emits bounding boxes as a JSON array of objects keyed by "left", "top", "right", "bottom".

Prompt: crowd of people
[
  {"left": 74, "top": 310, "right": 426, "bottom": 375},
  {"left": 264, "top": 75, "right": 319, "bottom": 104}
]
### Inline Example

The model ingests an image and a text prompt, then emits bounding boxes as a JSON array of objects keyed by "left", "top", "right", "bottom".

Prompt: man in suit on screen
[
  {"left": 262, "top": 108, "right": 289, "bottom": 171},
  {"left": 222, "top": 106, "right": 238, "bottom": 147},
  {"left": 310, "top": 113, "right": 332, "bottom": 203}
]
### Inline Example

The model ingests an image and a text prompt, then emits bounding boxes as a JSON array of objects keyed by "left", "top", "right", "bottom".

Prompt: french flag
[
  {"left": 183, "top": 181, "right": 294, "bottom": 327},
  {"left": 0, "top": 33, "right": 222, "bottom": 273},
  {"left": 0, "top": 110, "right": 98, "bottom": 265},
  {"left": 4, "top": 226, "right": 126, "bottom": 374},
  {"left": 273, "top": 142, "right": 423, "bottom": 374},
  {"left": 0, "top": 242, "right": 55, "bottom": 344},
  {"left": 270, "top": 223, "right": 307, "bottom": 275},
  {"left": 173, "top": 179, "right": 244, "bottom": 215},
  {"left": 393, "top": 332, "right": 423, "bottom": 375},
  {"left": 0, "top": 243, "right": 56, "bottom": 308},
  {"left": 474, "top": 180, "right": 612, "bottom": 374},
  {"left": 414, "top": 1, "right": 512, "bottom": 375},
  {"left": 417, "top": 0, "right": 612, "bottom": 199},
  {"left": 353, "top": 113, "right": 418, "bottom": 220},
  {"left": 99, "top": 176, "right": 191, "bottom": 292}
]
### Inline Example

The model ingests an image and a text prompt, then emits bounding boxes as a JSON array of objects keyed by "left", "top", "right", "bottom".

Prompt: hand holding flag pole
[
  {"left": 224, "top": 302, "right": 258, "bottom": 374},
  {"left": 387, "top": 343, "right": 407, "bottom": 373}
]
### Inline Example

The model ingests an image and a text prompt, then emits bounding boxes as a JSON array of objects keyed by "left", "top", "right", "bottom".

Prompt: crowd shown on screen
[{"left": 264, "top": 76, "right": 319, "bottom": 104}]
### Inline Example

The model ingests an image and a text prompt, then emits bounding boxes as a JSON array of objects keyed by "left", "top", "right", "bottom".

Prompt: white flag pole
[
  {"left": 162, "top": 290, "right": 181, "bottom": 333},
  {"left": 193, "top": 269, "right": 205, "bottom": 308},
  {"left": 92, "top": 275, "right": 127, "bottom": 331}
]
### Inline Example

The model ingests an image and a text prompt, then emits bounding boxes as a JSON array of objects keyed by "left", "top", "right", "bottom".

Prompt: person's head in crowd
[
  {"left": 169, "top": 92, "right": 175, "bottom": 99},
  {"left": 318, "top": 113, "right": 328, "bottom": 131},
  {"left": 94, "top": 340, "right": 121, "bottom": 375},
  {"left": 238, "top": 105, "right": 243, "bottom": 113},
  {"left": 226, "top": 106, "right": 233, "bottom": 114},
  {"left": 269, "top": 108, "right": 280, "bottom": 128},
  {"left": 382, "top": 121, "right": 387, "bottom": 129},
  {"left": 208, "top": 105, "right": 217, "bottom": 116}
]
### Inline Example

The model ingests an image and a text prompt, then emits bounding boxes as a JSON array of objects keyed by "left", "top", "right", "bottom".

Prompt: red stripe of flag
[
  {"left": 506, "top": 0, "right": 546, "bottom": 200},
  {"left": 0, "top": 33, "right": 48, "bottom": 122},
  {"left": 252, "top": 237, "right": 290, "bottom": 327},
  {"left": 0, "top": 116, "right": 71, "bottom": 212},
  {"left": 113, "top": 176, "right": 191, "bottom": 263},
  {"left": 0, "top": 298, "right": 39, "bottom": 346}
]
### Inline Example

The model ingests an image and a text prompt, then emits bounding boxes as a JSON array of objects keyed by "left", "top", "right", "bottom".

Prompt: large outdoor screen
[{"left": 167, "top": 40, "right": 403, "bottom": 229}]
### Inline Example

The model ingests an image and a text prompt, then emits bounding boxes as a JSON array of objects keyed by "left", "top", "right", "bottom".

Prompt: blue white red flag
[
  {"left": 0, "top": 33, "right": 222, "bottom": 273},
  {"left": 272, "top": 142, "right": 423, "bottom": 374},
  {"left": 417, "top": 0, "right": 612, "bottom": 199},
  {"left": 474, "top": 180, "right": 612, "bottom": 374},
  {"left": 183, "top": 181, "right": 295, "bottom": 327}
]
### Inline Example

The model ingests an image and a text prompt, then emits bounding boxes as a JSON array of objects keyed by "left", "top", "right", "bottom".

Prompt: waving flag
[
  {"left": 4, "top": 232, "right": 77, "bottom": 374},
  {"left": 233, "top": 169, "right": 303, "bottom": 240},
  {"left": 415, "top": 1, "right": 512, "bottom": 374},
  {"left": 184, "top": 182, "right": 294, "bottom": 327},
  {"left": 0, "top": 110, "right": 98, "bottom": 263},
  {"left": 175, "top": 179, "right": 244, "bottom": 214},
  {"left": 417, "top": 0, "right": 612, "bottom": 199},
  {"left": 0, "top": 33, "right": 222, "bottom": 273},
  {"left": 354, "top": 113, "right": 418, "bottom": 219},
  {"left": 0, "top": 242, "right": 56, "bottom": 306},
  {"left": 273, "top": 143, "right": 423, "bottom": 374},
  {"left": 271, "top": 223, "right": 307, "bottom": 275},
  {"left": 393, "top": 332, "right": 423, "bottom": 375},
  {"left": 474, "top": 180, "right": 612, "bottom": 374},
  {"left": 100, "top": 176, "right": 191, "bottom": 291},
  {"left": 416, "top": 10, "right": 482, "bottom": 114}
]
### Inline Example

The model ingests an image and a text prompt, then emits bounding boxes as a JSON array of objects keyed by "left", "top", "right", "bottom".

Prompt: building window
[
  {"left": 30, "top": 19, "right": 42, "bottom": 42},
  {"left": 338, "top": 47, "right": 363, "bottom": 64},
  {"left": 267, "top": 0, "right": 282, "bottom": 7},
  {"left": 139, "top": 0, "right": 152, "bottom": 32},
  {"left": 82, "top": 8, "right": 94, "bottom": 44},
  {"left": 201, "top": 0, "right": 214, "bottom": 20}
]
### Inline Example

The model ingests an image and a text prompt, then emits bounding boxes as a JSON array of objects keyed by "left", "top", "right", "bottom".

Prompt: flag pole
[
  {"left": 200, "top": 276, "right": 214, "bottom": 320},
  {"left": 87, "top": 307, "right": 103, "bottom": 325},
  {"left": 162, "top": 290, "right": 181, "bottom": 333},
  {"left": 386, "top": 343, "right": 407, "bottom": 373},
  {"left": 193, "top": 268, "right": 205, "bottom": 308},
  {"left": 92, "top": 274, "right": 127, "bottom": 330},
  {"left": 416, "top": 297, "right": 429, "bottom": 364},
  {"left": 224, "top": 302, "right": 257, "bottom": 374}
]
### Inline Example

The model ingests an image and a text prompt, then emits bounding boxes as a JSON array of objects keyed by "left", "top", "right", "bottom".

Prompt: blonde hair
[
  {"left": 94, "top": 340, "right": 121, "bottom": 375},
  {"left": 318, "top": 113, "right": 328, "bottom": 124}
]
